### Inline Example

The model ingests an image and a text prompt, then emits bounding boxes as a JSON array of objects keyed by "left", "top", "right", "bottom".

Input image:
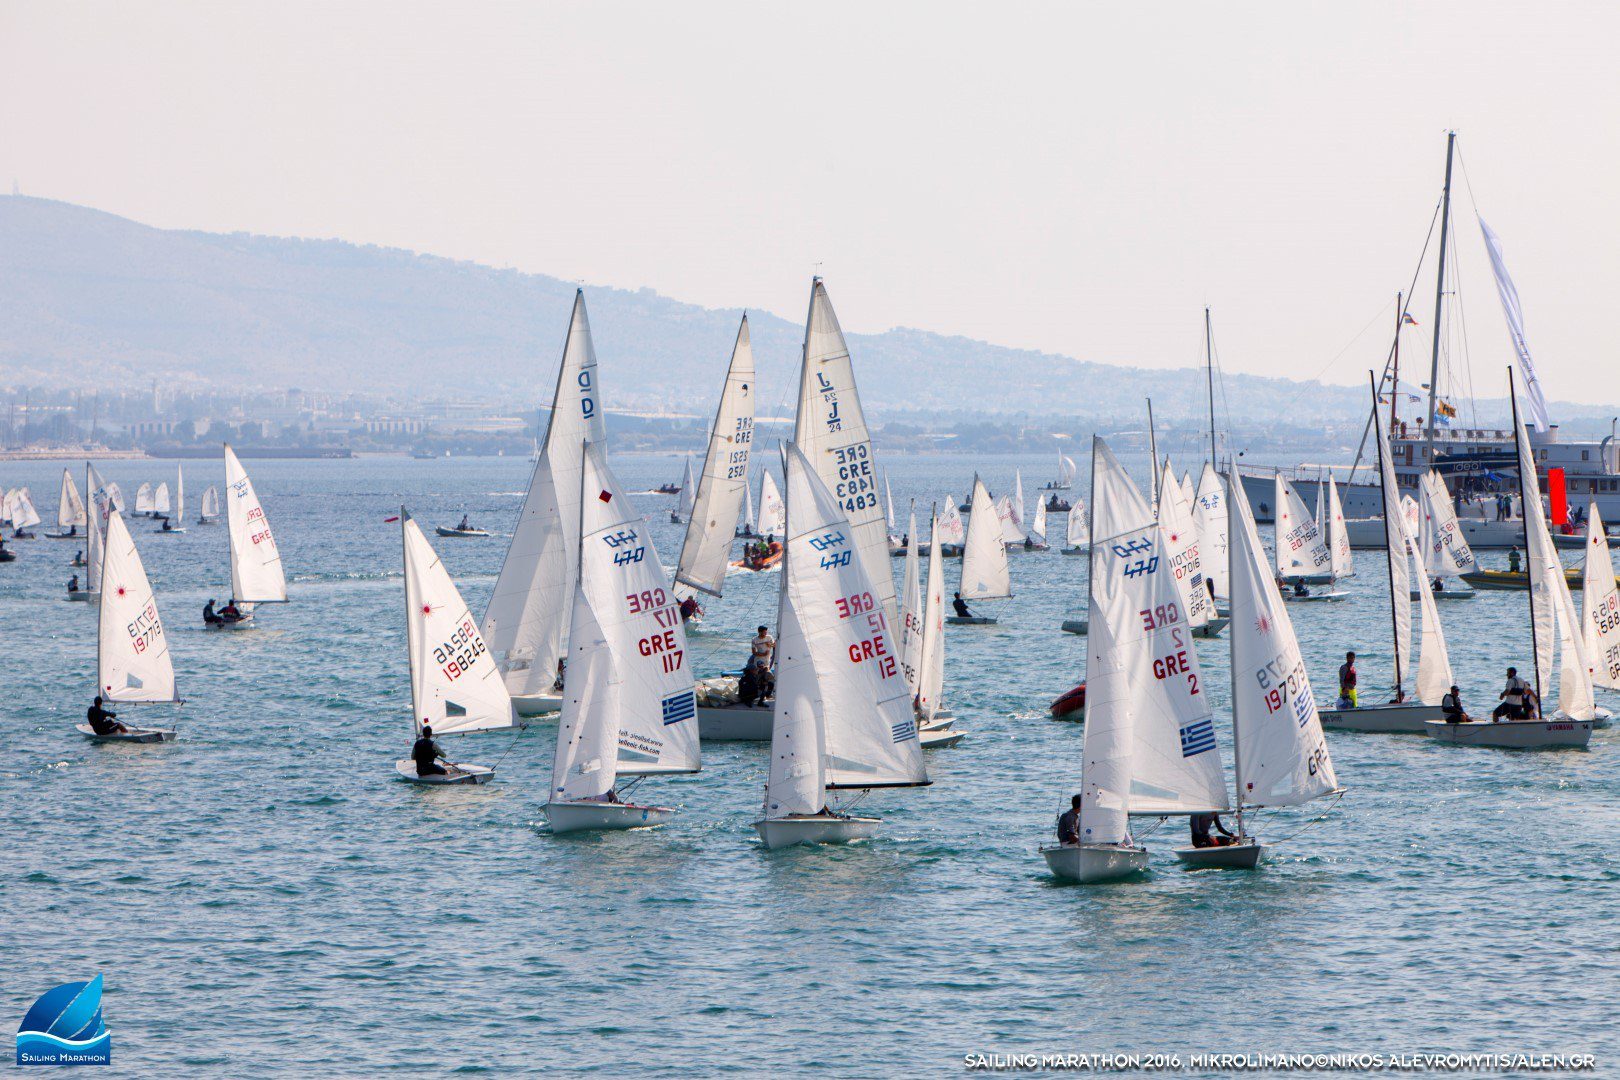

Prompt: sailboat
[
  {"left": 1325, "top": 476, "right": 1353, "bottom": 580},
  {"left": 546, "top": 442, "right": 700, "bottom": 832},
  {"left": 394, "top": 510, "right": 516, "bottom": 784},
  {"left": 950, "top": 476, "right": 1011, "bottom": 625},
  {"left": 1320, "top": 392, "right": 1452, "bottom": 733},
  {"left": 736, "top": 463, "right": 758, "bottom": 538},
  {"left": 152, "top": 482, "right": 171, "bottom": 521},
  {"left": 134, "top": 482, "right": 155, "bottom": 517},
  {"left": 671, "top": 455, "right": 696, "bottom": 524},
  {"left": 755, "top": 442, "right": 929, "bottom": 849},
  {"left": 1192, "top": 465, "right": 1229, "bottom": 599},
  {"left": 900, "top": 507, "right": 963, "bottom": 749},
  {"left": 884, "top": 473, "right": 903, "bottom": 553},
  {"left": 1274, "top": 473, "right": 1345, "bottom": 599},
  {"left": 209, "top": 444, "right": 287, "bottom": 630},
  {"left": 1008, "top": 470, "right": 1028, "bottom": 547},
  {"left": 197, "top": 485, "right": 220, "bottom": 525},
  {"left": 1025, "top": 497, "right": 1051, "bottom": 551},
  {"left": 917, "top": 506, "right": 953, "bottom": 730},
  {"left": 933, "top": 496, "right": 966, "bottom": 557},
  {"left": 481, "top": 290, "right": 605, "bottom": 716},
  {"left": 1061, "top": 496, "right": 1090, "bottom": 555},
  {"left": 676, "top": 315, "right": 755, "bottom": 600},
  {"left": 1156, "top": 460, "right": 1216, "bottom": 630},
  {"left": 48, "top": 469, "right": 87, "bottom": 539},
  {"left": 1581, "top": 505, "right": 1620, "bottom": 693},
  {"left": 1413, "top": 471, "right": 1475, "bottom": 598},
  {"left": 1174, "top": 474, "right": 1342, "bottom": 868},
  {"left": 1428, "top": 370, "right": 1597, "bottom": 747},
  {"left": 156, "top": 466, "right": 186, "bottom": 534},
  {"left": 77, "top": 509, "right": 179, "bottom": 743},
  {"left": 69, "top": 465, "right": 116, "bottom": 602},
  {"left": 1040, "top": 439, "right": 1229, "bottom": 883},
  {"left": 1046, "top": 452, "right": 1077, "bottom": 491},
  {"left": 7, "top": 487, "right": 42, "bottom": 539},
  {"left": 731, "top": 467, "right": 785, "bottom": 573}
]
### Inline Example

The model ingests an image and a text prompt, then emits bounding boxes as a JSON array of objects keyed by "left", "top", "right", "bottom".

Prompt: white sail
[
  {"left": 757, "top": 469, "right": 785, "bottom": 539},
  {"left": 741, "top": 473, "right": 756, "bottom": 534},
  {"left": 1327, "top": 477, "right": 1353, "bottom": 579},
  {"left": 97, "top": 510, "right": 177, "bottom": 703},
  {"left": 1192, "top": 465, "right": 1229, "bottom": 599},
  {"left": 1058, "top": 453, "right": 1077, "bottom": 487},
  {"left": 792, "top": 280, "right": 896, "bottom": 624},
  {"left": 134, "top": 482, "right": 154, "bottom": 515},
  {"left": 200, "top": 485, "right": 220, "bottom": 521},
  {"left": 553, "top": 443, "right": 698, "bottom": 797},
  {"left": 87, "top": 465, "right": 114, "bottom": 594},
  {"left": 1180, "top": 471, "right": 1196, "bottom": 507},
  {"left": 675, "top": 316, "right": 756, "bottom": 597},
  {"left": 767, "top": 442, "right": 925, "bottom": 800},
  {"left": 994, "top": 494, "right": 1025, "bottom": 545},
  {"left": 1410, "top": 539, "right": 1454, "bottom": 706},
  {"left": 1480, "top": 217, "right": 1551, "bottom": 432},
  {"left": 1552, "top": 559, "right": 1596, "bottom": 721},
  {"left": 58, "top": 469, "right": 87, "bottom": 529},
  {"left": 10, "top": 488, "right": 41, "bottom": 530},
  {"left": 1226, "top": 473, "right": 1338, "bottom": 807},
  {"left": 1065, "top": 497, "right": 1090, "bottom": 550},
  {"left": 960, "top": 477, "right": 1012, "bottom": 602},
  {"left": 481, "top": 290, "right": 606, "bottom": 698},
  {"left": 1582, "top": 504, "right": 1620, "bottom": 691},
  {"left": 1156, "top": 460, "right": 1213, "bottom": 627},
  {"left": 1078, "top": 439, "right": 1228, "bottom": 846},
  {"left": 1401, "top": 493, "right": 1422, "bottom": 540},
  {"left": 103, "top": 481, "right": 124, "bottom": 514},
  {"left": 402, "top": 510, "right": 515, "bottom": 737},
  {"left": 153, "top": 482, "right": 171, "bottom": 515},
  {"left": 762, "top": 592, "right": 823, "bottom": 817},
  {"left": 1031, "top": 498, "right": 1048, "bottom": 546},
  {"left": 676, "top": 456, "right": 696, "bottom": 521},
  {"left": 224, "top": 444, "right": 287, "bottom": 603},
  {"left": 1418, "top": 470, "right": 1475, "bottom": 576},
  {"left": 1513, "top": 385, "right": 1561, "bottom": 706},
  {"left": 884, "top": 473, "right": 896, "bottom": 532},
  {"left": 1373, "top": 406, "right": 1414, "bottom": 695},
  {"left": 1274, "top": 474, "right": 1331, "bottom": 580},
  {"left": 1011, "top": 470, "right": 1026, "bottom": 533},
  {"left": 174, "top": 466, "right": 185, "bottom": 523},
  {"left": 899, "top": 509, "right": 925, "bottom": 700},
  {"left": 917, "top": 507, "right": 947, "bottom": 721},
  {"left": 935, "top": 498, "right": 966, "bottom": 548}
]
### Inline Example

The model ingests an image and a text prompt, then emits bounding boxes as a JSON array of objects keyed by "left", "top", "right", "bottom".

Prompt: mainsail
[
  {"left": 224, "top": 444, "right": 287, "bottom": 603},
  {"left": 899, "top": 509, "right": 925, "bottom": 699},
  {"left": 1156, "top": 460, "right": 1213, "bottom": 627},
  {"left": 960, "top": 477, "right": 1012, "bottom": 602},
  {"left": 1273, "top": 475, "right": 1331, "bottom": 580},
  {"left": 97, "top": 510, "right": 177, "bottom": 703},
  {"left": 917, "top": 507, "right": 947, "bottom": 722},
  {"left": 58, "top": 469, "right": 87, "bottom": 529},
  {"left": 1327, "top": 477, "right": 1353, "bottom": 579},
  {"left": 1193, "top": 464, "right": 1228, "bottom": 599},
  {"left": 1065, "top": 497, "right": 1090, "bottom": 550},
  {"left": 1582, "top": 505, "right": 1620, "bottom": 691},
  {"left": 757, "top": 470, "right": 785, "bottom": 539},
  {"left": 1418, "top": 470, "right": 1475, "bottom": 576},
  {"left": 676, "top": 315, "right": 756, "bottom": 597}
]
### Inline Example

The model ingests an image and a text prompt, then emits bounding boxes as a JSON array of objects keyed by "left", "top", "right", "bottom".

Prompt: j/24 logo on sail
[{"left": 16, "top": 974, "right": 111, "bottom": 1066}]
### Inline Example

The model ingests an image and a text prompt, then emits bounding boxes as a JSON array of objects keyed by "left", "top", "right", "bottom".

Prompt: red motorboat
[{"left": 1049, "top": 682, "right": 1086, "bottom": 723}]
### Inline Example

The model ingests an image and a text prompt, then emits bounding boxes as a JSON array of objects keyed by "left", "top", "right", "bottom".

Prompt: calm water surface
[{"left": 2, "top": 453, "right": 1615, "bottom": 1076}]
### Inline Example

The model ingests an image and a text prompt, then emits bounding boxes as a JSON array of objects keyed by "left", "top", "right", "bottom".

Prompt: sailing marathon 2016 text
[{"left": 962, "top": 1052, "right": 1597, "bottom": 1072}]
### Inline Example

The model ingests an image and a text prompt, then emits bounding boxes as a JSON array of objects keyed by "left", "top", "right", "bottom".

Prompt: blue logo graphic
[{"left": 16, "top": 975, "right": 111, "bottom": 1066}]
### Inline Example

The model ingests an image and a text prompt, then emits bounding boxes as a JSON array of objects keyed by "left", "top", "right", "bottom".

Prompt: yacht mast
[
  {"left": 1425, "top": 131, "right": 1456, "bottom": 469},
  {"left": 1204, "top": 308, "right": 1217, "bottom": 467}
]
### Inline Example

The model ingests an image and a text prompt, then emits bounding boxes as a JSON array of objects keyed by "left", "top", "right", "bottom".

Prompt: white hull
[
  {"left": 1410, "top": 588, "right": 1475, "bottom": 600},
  {"left": 1172, "top": 838, "right": 1265, "bottom": 869},
  {"left": 1192, "top": 617, "right": 1230, "bottom": 639},
  {"left": 1424, "top": 718, "right": 1593, "bottom": 748},
  {"left": 920, "top": 727, "right": 965, "bottom": 749},
  {"left": 1283, "top": 590, "right": 1348, "bottom": 603},
  {"left": 697, "top": 703, "right": 774, "bottom": 741},
  {"left": 75, "top": 723, "right": 175, "bottom": 744},
  {"left": 1281, "top": 572, "right": 1335, "bottom": 585},
  {"left": 204, "top": 616, "right": 256, "bottom": 631},
  {"left": 46, "top": 531, "right": 83, "bottom": 540},
  {"left": 393, "top": 759, "right": 493, "bottom": 784},
  {"left": 65, "top": 591, "right": 96, "bottom": 603},
  {"left": 946, "top": 615, "right": 997, "bottom": 625},
  {"left": 1040, "top": 843, "right": 1149, "bottom": 883},
  {"left": 755, "top": 814, "right": 879, "bottom": 850},
  {"left": 1320, "top": 701, "right": 1445, "bottom": 733},
  {"left": 546, "top": 800, "right": 675, "bottom": 833},
  {"left": 511, "top": 691, "right": 564, "bottom": 717}
]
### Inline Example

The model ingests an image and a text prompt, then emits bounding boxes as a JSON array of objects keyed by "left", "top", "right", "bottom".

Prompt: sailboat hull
[
  {"left": 511, "top": 692, "right": 564, "bottom": 717},
  {"left": 1282, "top": 572, "right": 1335, "bottom": 586},
  {"left": 204, "top": 616, "right": 256, "bottom": 631},
  {"left": 1320, "top": 701, "right": 1445, "bottom": 733},
  {"left": 1040, "top": 843, "right": 1149, "bottom": 883},
  {"left": 1283, "top": 591, "right": 1348, "bottom": 603},
  {"left": 65, "top": 591, "right": 96, "bottom": 603},
  {"left": 754, "top": 814, "right": 879, "bottom": 849},
  {"left": 920, "top": 727, "right": 965, "bottom": 749},
  {"left": 1060, "top": 546, "right": 1089, "bottom": 556},
  {"left": 75, "top": 723, "right": 176, "bottom": 744},
  {"left": 1424, "top": 718, "right": 1593, "bottom": 748},
  {"left": 546, "top": 800, "right": 675, "bottom": 833},
  {"left": 434, "top": 527, "right": 490, "bottom": 538},
  {"left": 394, "top": 759, "right": 493, "bottom": 784},
  {"left": 1192, "top": 617, "right": 1230, "bottom": 638},
  {"left": 697, "top": 704, "right": 774, "bottom": 741},
  {"left": 1173, "top": 838, "right": 1265, "bottom": 869},
  {"left": 946, "top": 615, "right": 997, "bottom": 625}
]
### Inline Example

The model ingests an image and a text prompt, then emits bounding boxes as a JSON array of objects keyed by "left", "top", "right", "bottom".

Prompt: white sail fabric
[
  {"left": 97, "top": 510, "right": 177, "bottom": 703},
  {"left": 1327, "top": 478, "right": 1353, "bottom": 579},
  {"left": 10, "top": 488, "right": 41, "bottom": 530},
  {"left": 884, "top": 473, "right": 896, "bottom": 532},
  {"left": 1410, "top": 538, "right": 1454, "bottom": 707},
  {"left": 762, "top": 593, "right": 823, "bottom": 817},
  {"left": 741, "top": 476, "right": 755, "bottom": 534},
  {"left": 174, "top": 466, "right": 185, "bottom": 523},
  {"left": 103, "top": 481, "right": 124, "bottom": 513},
  {"left": 556, "top": 443, "right": 699, "bottom": 786},
  {"left": 1156, "top": 460, "right": 1213, "bottom": 627},
  {"left": 899, "top": 510, "right": 925, "bottom": 699},
  {"left": 134, "top": 483, "right": 154, "bottom": 515},
  {"left": 1581, "top": 506, "right": 1620, "bottom": 690},
  {"left": 1480, "top": 217, "right": 1550, "bottom": 432},
  {"left": 994, "top": 494, "right": 1025, "bottom": 545},
  {"left": 1058, "top": 453, "right": 1077, "bottom": 487},
  {"left": 757, "top": 470, "right": 785, "bottom": 539},
  {"left": 1400, "top": 494, "right": 1422, "bottom": 542},
  {"left": 1274, "top": 475, "right": 1331, "bottom": 580},
  {"left": 792, "top": 280, "right": 897, "bottom": 623},
  {"left": 936, "top": 498, "right": 966, "bottom": 548},
  {"left": 1065, "top": 498, "right": 1090, "bottom": 550},
  {"left": 960, "top": 477, "right": 1012, "bottom": 602},
  {"left": 402, "top": 511, "right": 515, "bottom": 737},
  {"left": 86, "top": 465, "right": 115, "bottom": 594},
  {"left": 676, "top": 316, "right": 756, "bottom": 597},
  {"left": 58, "top": 469, "right": 87, "bottom": 528},
  {"left": 224, "top": 444, "right": 287, "bottom": 603},
  {"left": 1418, "top": 470, "right": 1475, "bottom": 576},
  {"left": 917, "top": 508, "right": 947, "bottom": 721},
  {"left": 153, "top": 482, "right": 170, "bottom": 515},
  {"left": 1031, "top": 498, "right": 1048, "bottom": 546},
  {"left": 1079, "top": 438, "right": 1228, "bottom": 846},
  {"left": 1193, "top": 465, "right": 1229, "bottom": 600},
  {"left": 200, "top": 485, "right": 219, "bottom": 521},
  {"left": 778, "top": 441, "right": 925, "bottom": 791},
  {"left": 676, "top": 456, "right": 696, "bottom": 521},
  {"left": 1226, "top": 473, "right": 1338, "bottom": 807},
  {"left": 1011, "top": 470, "right": 1027, "bottom": 533},
  {"left": 1514, "top": 391, "right": 1560, "bottom": 704},
  {"left": 1374, "top": 406, "right": 1414, "bottom": 695},
  {"left": 481, "top": 290, "right": 607, "bottom": 698},
  {"left": 1552, "top": 560, "right": 1596, "bottom": 721},
  {"left": 551, "top": 579, "right": 623, "bottom": 801}
]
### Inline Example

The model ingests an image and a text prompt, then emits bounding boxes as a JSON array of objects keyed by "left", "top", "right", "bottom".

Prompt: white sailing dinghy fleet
[{"left": 1274, "top": 473, "right": 1345, "bottom": 599}]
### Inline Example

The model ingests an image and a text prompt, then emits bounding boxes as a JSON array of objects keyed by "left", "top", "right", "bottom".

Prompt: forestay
[
  {"left": 402, "top": 510, "right": 515, "bottom": 736},
  {"left": 1193, "top": 465, "right": 1228, "bottom": 599},
  {"left": 1582, "top": 505, "right": 1620, "bottom": 691},
  {"left": 224, "top": 444, "right": 287, "bottom": 603},
  {"left": 1273, "top": 475, "right": 1331, "bottom": 580},
  {"left": 676, "top": 315, "right": 756, "bottom": 597},
  {"left": 1418, "top": 471, "right": 1475, "bottom": 576},
  {"left": 961, "top": 477, "right": 1012, "bottom": 602},
  {"left": 1156, "top": 460, "right": 1213, "bottom": 627},
  {"left": 1226, "top": 478, "right": 1338, "bottom": 807},
  {"left": 97, "top": 510, "right": 177, "bottom": 703},
  {"left": 481, "top": 290, "right": 606, "bottom": 698}
]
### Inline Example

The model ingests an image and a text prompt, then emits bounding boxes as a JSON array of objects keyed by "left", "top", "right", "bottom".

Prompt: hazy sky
[{"left": 4, "top": 1, "right": 1618, "bottom": 402}]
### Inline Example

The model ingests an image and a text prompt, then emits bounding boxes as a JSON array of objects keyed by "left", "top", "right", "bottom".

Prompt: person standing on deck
[{"left": 1337, "top": 652, "right": 1358, "bottom": 709}]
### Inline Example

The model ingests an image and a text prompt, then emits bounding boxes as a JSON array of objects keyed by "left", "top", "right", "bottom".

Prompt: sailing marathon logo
[{"left": 15, "top": 974, "right": 111, "bottom": 1065}]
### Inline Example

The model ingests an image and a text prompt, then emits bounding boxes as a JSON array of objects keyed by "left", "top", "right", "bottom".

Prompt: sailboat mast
[
  {"left": 1146, "top": 398, "right": 1159, "bottom": 507},
  {"left": 1371, "top": 372, "right": 1404, "bottom": 697},
  {"left": 401, "top": 508, "right": 421, "bottom": 732},
  {"left": 1509, "top": 367, "right": 1543, "bottom": 710},
  {"left": 1391, "top": 292, "right": 1403, "bottom": 435},
  {"left": 1204, "top": 308, "right": 1217, "bottom": 468},
  {"left": 1425, "top": 131, "right": 1456, "bottom": 469},
  {"left": 1225, "top": 475, "right": 1245, "bottom": 839}
]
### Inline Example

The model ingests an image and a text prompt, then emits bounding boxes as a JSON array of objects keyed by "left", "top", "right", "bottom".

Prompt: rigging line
[
  {"left": 1252, "top": 790, "right": 1346, "bottom": 847},
  {"left": 490, "top": 723, "right": 531, "bottom": 770}
]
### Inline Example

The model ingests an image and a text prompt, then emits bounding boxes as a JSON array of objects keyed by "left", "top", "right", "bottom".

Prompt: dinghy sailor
[
  {"left": 1189, "top": 812, "right": 1236, "bottom": 848},
  {"left": 86, "top": 696, "right": 129, "bottom": 737},
  {"left": 1441, "top": 685, "right": 1471, "bottom": 724},
  {"left": 203, "top": 599, "right": 221, "bottom": 627},
  {"left": 1493, "top": 667, "right": 1537, "bottom": 721},
  {"left": 411, "top": 724, "right": 451, "bottom": 778},
  {"left": 952, "top": 592, "right": 973, "bottom": 619},
  {"left": 67, "top": 574, "right": 80, "bottom": 595},
  {"left": 1056, "top": 794, "right": 1082, "bottom": 846}
]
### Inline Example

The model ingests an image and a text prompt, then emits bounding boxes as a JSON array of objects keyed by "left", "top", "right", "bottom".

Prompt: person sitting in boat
[
  {"left": 86, "top": 696, "right": 129, "bottom": 737},
  {"left": 1292, "top": 581, "right": 1310, "bottom": 598},
  {"left": 1189, "top": 812, "right": 1236, "bottom": 848},
  {"left": 953, "top": 592, "right": 973, "bottom": 619},
  {"left": 1441, "top": 685, "right": 1471, "bottom": 724},
  {"left": 1432, "top": 576, "right": 1444, "bottom": 593},
  {"left": 738, "top": 522, "right": 754, "bottom": 538},
  {"left": 738, "top": 658, "right": 768, "bottom": 707},
  {"left": 160, "top": 516, "right": 174, "bottom": 532},
  {"left": 1493, "top": 667, "right": 1535, "bottom": 721},
  {"left": 457, "top": 514, "right": 471, "bottom": 532},
  {"left": 1508, "top": 546, "right": 1522, "bottom": 573},
  {"left": 73, "top": 549, "right": 85, "bottom": 566},
  {"left": 412, "top": 724, "right": 448, "bottom": 777},
  {"left": 1023, "top": 535, "right": 1035, "bottom": 551},
  {"left": 68, "top": 574, "right": 80, "bottom": 594},
  {"left": 219, "top": 598, "right": 244, "bottom": 623},
  {"left": 678, "top": 595, "right": 703, "bottom": 623},
  {"left": 1056, "top": 794, "right": 1083, "bottom": 846},
  {"left": 203, "top": 599, "right": 222, "bottom": 626},
  {"left": 1337, "top": 652, "right": 1358, "bottom": 709}
]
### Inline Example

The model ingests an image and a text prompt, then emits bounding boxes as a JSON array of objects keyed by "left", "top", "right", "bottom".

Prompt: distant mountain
[{"left": 0, "top": 195, "right": 1609, "bottom": 426}]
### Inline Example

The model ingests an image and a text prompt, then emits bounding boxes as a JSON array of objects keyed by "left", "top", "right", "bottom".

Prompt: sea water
[{"left": 1, "top": 453, "right": 1615, "bottom": 1076}]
